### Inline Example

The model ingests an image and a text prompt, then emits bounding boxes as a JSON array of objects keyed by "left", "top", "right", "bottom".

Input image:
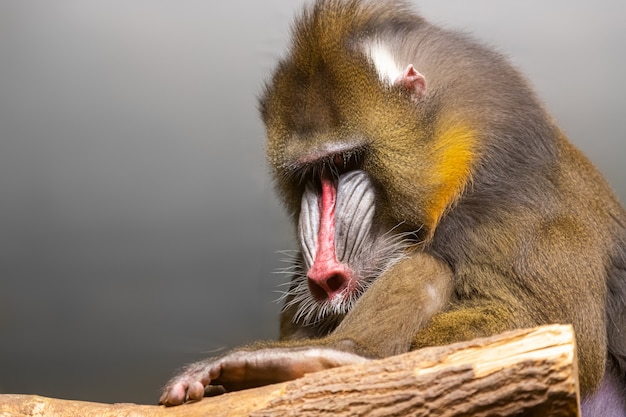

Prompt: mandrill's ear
[
  {"left": 393, "top": 65, "right": 426, "bottom": 101},
  {"left": 365, "top": 42, "right": 426, "bottom": 101}
]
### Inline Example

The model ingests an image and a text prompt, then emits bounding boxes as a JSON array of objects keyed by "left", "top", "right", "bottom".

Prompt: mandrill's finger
[
  {"left": 159, "top": 383, "right": 187, "bottom": 406},
  {"left": 186, "top": 381, "right": 205, "bottom": 401},
  {"left": 204, "top": 385, "right": 227, "bottom": 397}
]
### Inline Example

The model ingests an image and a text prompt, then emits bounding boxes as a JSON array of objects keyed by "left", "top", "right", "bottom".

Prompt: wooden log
[{"left": 0, "top": 324, "right": 580, "bottom": 417}]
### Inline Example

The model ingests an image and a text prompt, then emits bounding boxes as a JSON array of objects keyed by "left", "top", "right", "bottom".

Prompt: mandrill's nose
[{"left": 307, "top": 267, "right": 352, "bottom": 301}]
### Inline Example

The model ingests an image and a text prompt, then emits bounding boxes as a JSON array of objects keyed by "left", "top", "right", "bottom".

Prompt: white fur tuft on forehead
[{"left": 363, "top": 40, "right": 402, "bottom": 84}]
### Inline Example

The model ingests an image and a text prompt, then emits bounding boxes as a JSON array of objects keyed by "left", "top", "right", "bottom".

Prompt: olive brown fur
[
  {"left": 160, "top": 1, "right": 626, "bottom": 413},
  {"left": 260, "top": 0, "right": 626, "bottom": 402}
]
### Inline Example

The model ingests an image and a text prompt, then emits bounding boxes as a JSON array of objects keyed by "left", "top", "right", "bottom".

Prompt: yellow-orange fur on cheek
[{"left": 426, "top": 124, "right": 476, "bottom": 229}]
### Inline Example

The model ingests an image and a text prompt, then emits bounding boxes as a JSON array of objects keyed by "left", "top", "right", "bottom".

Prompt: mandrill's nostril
[
  {"left": 307, "top": 279, "right": 328, "bottom": 301},
  {"left": 326, "top": 274, "right": 346, "bottom": 293},
  {"left": 307, "top": 272, "right": 349, "bottom": 301}
]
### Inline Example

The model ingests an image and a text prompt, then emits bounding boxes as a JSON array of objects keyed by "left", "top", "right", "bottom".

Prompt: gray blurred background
[{"left": 0, "top": 0, "right": 624, "bottom": 405}]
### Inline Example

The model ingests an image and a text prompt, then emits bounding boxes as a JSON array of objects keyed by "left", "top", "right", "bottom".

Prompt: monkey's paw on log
[{"left": 0, "top": 324, "right": 580, "bottom": 417}]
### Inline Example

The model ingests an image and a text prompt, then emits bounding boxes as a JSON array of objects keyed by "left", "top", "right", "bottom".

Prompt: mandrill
[{"left": 160, "top": 1, "right": 626, "bottom": 415}]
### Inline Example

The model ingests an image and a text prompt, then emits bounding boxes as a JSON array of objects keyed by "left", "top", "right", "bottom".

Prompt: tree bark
[{"left": 0, "top": 324, "right": 580, "bottom": 417}]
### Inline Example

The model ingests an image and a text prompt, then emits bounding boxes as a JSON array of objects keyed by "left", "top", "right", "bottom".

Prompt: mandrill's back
[{"left": 556, "top": 131, "right": 626, "bottom": 371}]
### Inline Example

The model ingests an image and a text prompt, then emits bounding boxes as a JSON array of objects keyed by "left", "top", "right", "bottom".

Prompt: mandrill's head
[
  {"left": 259, "top": 0, "right": 481, "bottom": 241},
  {"left": 259, "top": 0, "right": 555, "bottom": 325}
]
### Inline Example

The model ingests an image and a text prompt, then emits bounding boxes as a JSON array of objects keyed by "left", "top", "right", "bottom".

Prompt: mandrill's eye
[
  {"left": 328, "top": 149, "right": 363, "bottom": 177},
  {"left": 292, "top": 146, "right": 366, "bottom": 188}
]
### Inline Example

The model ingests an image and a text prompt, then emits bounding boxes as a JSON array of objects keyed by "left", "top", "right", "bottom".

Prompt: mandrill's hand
[{"left": 159, "top": 346, "right": 368, "bottom": 406}]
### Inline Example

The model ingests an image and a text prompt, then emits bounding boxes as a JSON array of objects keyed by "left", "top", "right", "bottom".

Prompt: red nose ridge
[{"left": 307, "top": 175, "right": 352, "bottom": 300}]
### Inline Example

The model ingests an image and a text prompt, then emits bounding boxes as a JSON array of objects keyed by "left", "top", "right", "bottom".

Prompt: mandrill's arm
[{"left": 159, "top": 252, "right": 453, "bottom": 406}]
